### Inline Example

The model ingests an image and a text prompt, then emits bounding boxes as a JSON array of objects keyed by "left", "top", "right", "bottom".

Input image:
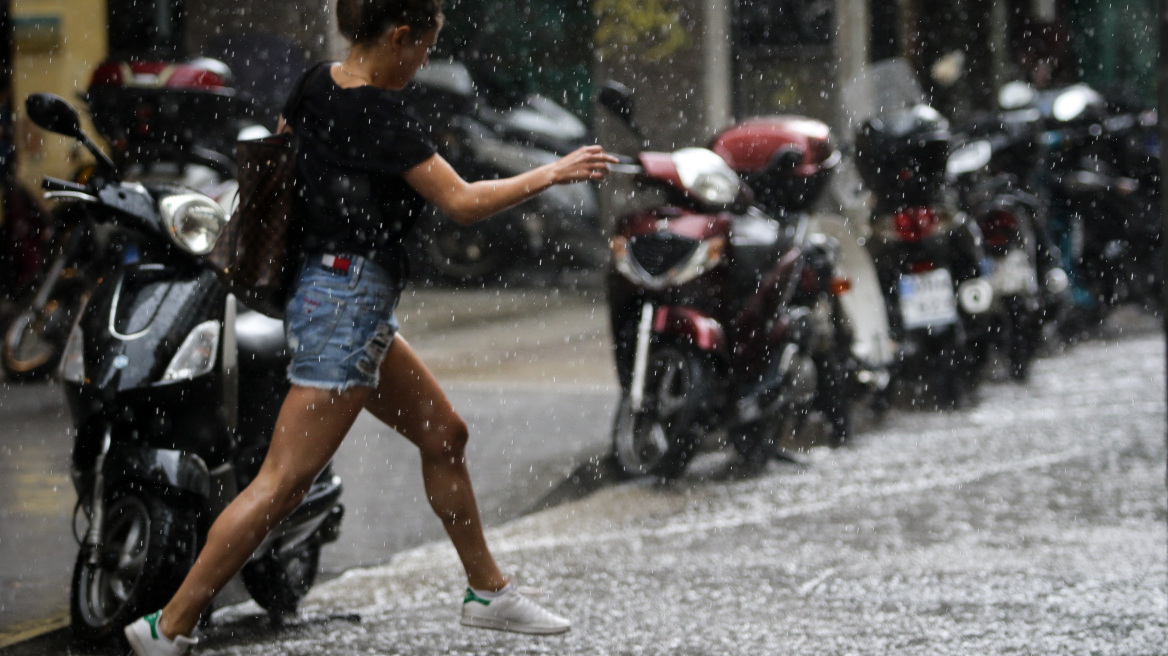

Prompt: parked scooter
[
  {"left": 24, "top": 93, "right": 343, "bottom": 644},
  {"left": 404, "top": 59, "right": 601, "bottom": 284},
  {"left": 1, "top": 200, "right": 103, "bottom": 380},
  {"left": 2, "top": 58, "right": 246, "bottom": 381},
  {"left": 1000, "top": 80, "right": 1161, "bottom": 326},
  {"left": 599, "top": 83, "right": 854, "bottom": 479},
  {"left": 710, "top": 115, "right": 896, "bottom": 410},
  {"left": 946, "top": 116, "right": 1067, "bottom": 381},
  {"left": 851, "top": 60, "right": 993, "bottom": 409}
]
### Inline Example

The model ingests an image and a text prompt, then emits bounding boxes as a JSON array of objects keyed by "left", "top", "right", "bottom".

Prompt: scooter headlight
[
  {"left": 158, "top": 193, "right": 228, "bottom": 255},
  {"left": 672, "top": 147, "right": 741, "bottom": 208},
  {"left": 161, "top": 320, "right": 220, "bottom": 382},
  {"left": 60, "top": 324, "right": 85, "bottom": 383},
  {"left": 611, "top": 234, "right": 726, "bottom": 290}
]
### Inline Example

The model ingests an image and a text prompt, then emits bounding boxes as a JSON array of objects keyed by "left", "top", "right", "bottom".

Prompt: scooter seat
[{"left": 235, "top": 310, "right": 289, "bottom": 365}]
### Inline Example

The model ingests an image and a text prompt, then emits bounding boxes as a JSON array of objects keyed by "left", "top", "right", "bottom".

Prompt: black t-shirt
[{"left": 283, "top": 63, "right": 437, "bottom": 276}]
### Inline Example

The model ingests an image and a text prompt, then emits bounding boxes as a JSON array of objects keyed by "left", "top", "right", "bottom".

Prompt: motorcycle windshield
[{"left": 840, "top": 57, "right": 928, "bottom": 136}]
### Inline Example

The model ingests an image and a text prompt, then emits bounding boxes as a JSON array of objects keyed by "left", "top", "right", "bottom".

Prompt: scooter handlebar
[
  {"left": 42, "top": 177, "right": 88, "bottom": 194},
  {"left": 609, "top": 154, "right": 644, "bottom": 175}
]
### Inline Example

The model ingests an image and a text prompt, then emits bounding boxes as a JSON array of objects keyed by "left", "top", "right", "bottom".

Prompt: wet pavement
[
  {"left": 199, "top": 327, "right": 1168, "bottom": 655},
  {"left": 2, "top": 297, "right": 1165, "bottom": 655}
]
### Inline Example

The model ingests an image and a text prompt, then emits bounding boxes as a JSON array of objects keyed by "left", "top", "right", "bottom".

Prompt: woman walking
[{"left": 124, "top": 1, "right": 615, "bottom": 653}]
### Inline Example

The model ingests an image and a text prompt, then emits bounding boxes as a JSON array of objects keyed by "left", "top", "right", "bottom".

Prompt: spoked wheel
[
  {"left": 70, "top": 495, "right": 194, "bottom": 645},
  {"left": 242, "top": 540, "right": 321, "bottom": 619},
  {"left": 611, "top": 344, "right": 709, "bottom": 481}
]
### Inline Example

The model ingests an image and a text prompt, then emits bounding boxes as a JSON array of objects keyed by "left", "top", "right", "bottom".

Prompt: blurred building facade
[
  {"left": 0, "top": 0, "right": 1156, "bottom": 245},
  {"left": 595, "top": 0, "right": 1157, "bottom": 154}
]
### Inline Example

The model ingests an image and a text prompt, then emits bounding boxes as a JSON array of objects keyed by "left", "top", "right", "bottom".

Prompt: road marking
[
  {"left": 798, "top": 568, "right": 837, "bottom": 596},
  {"left": 0, "top": 613, "right": 69, "bottom": 648},
  {"left": 490, "top": 447, "right": 1089, "bottom": 554}
]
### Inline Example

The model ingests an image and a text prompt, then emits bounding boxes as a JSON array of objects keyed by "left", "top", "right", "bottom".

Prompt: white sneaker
[
  {"left": 124, "top": 611, "right": 198, "bottom": 656},
  {"left": 460, "top": 584, "right": 571, "bottom": 635}
]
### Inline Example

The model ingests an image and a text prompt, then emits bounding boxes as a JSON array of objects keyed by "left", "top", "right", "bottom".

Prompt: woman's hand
[
  {"left": 548, "top": 145, "right": 620, "bottom": 185},
  {"left": 406, "top": 145, "right": 618, "bottom": 226}
]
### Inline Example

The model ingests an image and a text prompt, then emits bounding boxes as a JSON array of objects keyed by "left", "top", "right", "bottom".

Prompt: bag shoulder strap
[{"left": 283, "top": 61, "right": 331, "bottom": 130}]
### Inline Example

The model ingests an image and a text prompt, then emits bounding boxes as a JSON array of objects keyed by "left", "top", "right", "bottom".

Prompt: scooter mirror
[
  {"left": 25, "top": 93, "right": 85, "bottom": 140},
  {"left": 998, "top": 81, "right": 1035, "bottom": 110},
  {"left": 1052, "top": 85, "right": 1102, "bottom": 122},
  {"left": 946, "top": 140, "right": 992, "bottom": 178},
  {"left": 598, "top": 81, "right": 636, "bottom": 127},
  {"left": 26, "top": 92, "right": 120, "bottom": 179}
]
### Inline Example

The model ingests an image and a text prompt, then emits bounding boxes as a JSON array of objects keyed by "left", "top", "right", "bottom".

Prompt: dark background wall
[{"left": 436, "top": 0, "right": 595, "bottom": 118}]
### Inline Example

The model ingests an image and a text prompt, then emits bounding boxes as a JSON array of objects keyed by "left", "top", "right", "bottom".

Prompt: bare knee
[
  {"left": 417, "top": 413, "right": 469, "bottom": 464},
  {"left": 247, "top": 471, "right": 312, "bottom": 523}
]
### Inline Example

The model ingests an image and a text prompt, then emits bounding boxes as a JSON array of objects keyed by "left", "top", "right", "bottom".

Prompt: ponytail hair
[{"left": 336, "top": 0, "right": 444, "bottom": 45}]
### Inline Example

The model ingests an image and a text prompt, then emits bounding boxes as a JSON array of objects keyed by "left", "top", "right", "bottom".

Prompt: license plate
[
  {"left": 898, "top": 269, "right": 958, "bottom": 329},
  {"left": 987, "top": 250, "right": 1038, "bottom": 295}
]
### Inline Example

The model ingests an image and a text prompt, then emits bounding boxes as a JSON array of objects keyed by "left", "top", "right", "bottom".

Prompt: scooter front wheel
[
  {"left": 611, "top": 344, "right": 709, "bottom": 481},
  {"left": 241, "top": 540, "right": 321, "bottom": 619},
  {"left": 70, "top": 495, "right": 195, "bottom": 645}
]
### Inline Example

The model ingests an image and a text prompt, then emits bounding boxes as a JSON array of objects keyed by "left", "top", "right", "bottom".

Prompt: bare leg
[
  {"left": 363, "top": 336, "right": 508, "bottom": 592},
  {"left": 158, "top": 384, "right": 371, "bottom": 640}
]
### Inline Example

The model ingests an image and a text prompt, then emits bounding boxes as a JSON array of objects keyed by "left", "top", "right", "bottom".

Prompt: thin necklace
[{"left": 339, "top": 63, "right": 371, "bottom": 83}]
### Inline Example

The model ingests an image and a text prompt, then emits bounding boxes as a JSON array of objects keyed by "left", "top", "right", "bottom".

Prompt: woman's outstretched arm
[{"left": 404, "top": 145, "right": 616, "bottom": 226}]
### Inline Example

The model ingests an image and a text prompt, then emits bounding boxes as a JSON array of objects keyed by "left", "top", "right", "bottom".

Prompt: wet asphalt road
[
  {"left": 1, "top": 296, "right": 1165, "bottom": 655},
  {"left": 194, "top": 321, "right": 1168, "bottom": 655}
]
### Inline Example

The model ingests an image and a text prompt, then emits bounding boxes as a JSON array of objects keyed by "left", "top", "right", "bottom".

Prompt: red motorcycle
[{"left": 599, "top": 83, "right": 854, "bottom": 480}]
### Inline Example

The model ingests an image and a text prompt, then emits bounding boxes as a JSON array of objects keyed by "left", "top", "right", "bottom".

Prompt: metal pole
[
  {"left": 1159, "top": 0, "right": 1167, "bottom": 514},
  {"left": 0, "top": 0, "right": 10, "bottom": 271},
  {"left": 834, "top": 0, "right": 870, "bottom": 134},
  {"left": 701, "top": 0, "right": 733, "bottom": 136}
]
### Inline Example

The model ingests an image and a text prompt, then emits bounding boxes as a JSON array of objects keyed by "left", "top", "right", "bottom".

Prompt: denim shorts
[{"left": 284, "top": 253, "right": 402, "bottom": 392}]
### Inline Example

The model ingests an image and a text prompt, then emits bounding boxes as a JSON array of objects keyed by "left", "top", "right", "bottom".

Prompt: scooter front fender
[
  {"left": 653, "top": 306, "right": 726, "bottom": 353},
  {"left": 102, "top": 443, "right": 211, "bottom": 499}
]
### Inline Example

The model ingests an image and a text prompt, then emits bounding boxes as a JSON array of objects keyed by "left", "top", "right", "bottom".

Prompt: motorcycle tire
[
  {"left": 611, "top": 344, "right": 710, "bottom": 481},
  {"left": 70, "top": 495, "right": 196, "bottom": 645},
  {"left": 1004, "top": 296, "right": 1042, "bottom": 382},
  {"left": 731, "top": 406, "right": 803, "bottom": 473},
  {"left": 931, "top": 331, "right": 970, "bottom": 411},
  {"left": 1, "top": 297, "right": 77, "bottom": 381},
  {"left": 815, "top": 350, "right": 853, "bottom": 448},
  {"left": 410, "top": 207, "right": 508, "bottom": 286},
  {"left": 241, "top": 540, "right": 322, "bottom": 618}
]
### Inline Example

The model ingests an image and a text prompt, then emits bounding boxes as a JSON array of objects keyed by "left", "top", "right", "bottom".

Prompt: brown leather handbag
[{"left": 206, "top": 63, "right": 326, "bottom": 319}]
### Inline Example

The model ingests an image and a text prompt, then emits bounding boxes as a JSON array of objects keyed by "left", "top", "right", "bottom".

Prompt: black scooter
[
  {"left": 25, "top": 93, "right": 344, "bottom": 644},
  {"left": 1022, "top": 83, "right": 1161, "bottom": 323},
  {"left": 404, "top": 59, "right": 602, "bottom": 284},
  {"left": 855, "top": 102, "right": 992, "bottom": 409},
  {"left": 3, "top": 57, "right": 247, "bottom": 382}
]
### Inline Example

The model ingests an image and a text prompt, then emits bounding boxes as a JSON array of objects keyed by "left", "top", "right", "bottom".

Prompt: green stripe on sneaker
[
  {"left": 463, "top": 588, "right": 492, "bottom": 606},
  {"left": 144, "top": 611, "right": 161, "bottom": 640}
]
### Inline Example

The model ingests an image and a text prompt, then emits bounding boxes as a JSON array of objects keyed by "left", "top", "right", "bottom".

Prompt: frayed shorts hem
[{"left": 286, "top": 373, "right": 378, "bottom": 394}]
